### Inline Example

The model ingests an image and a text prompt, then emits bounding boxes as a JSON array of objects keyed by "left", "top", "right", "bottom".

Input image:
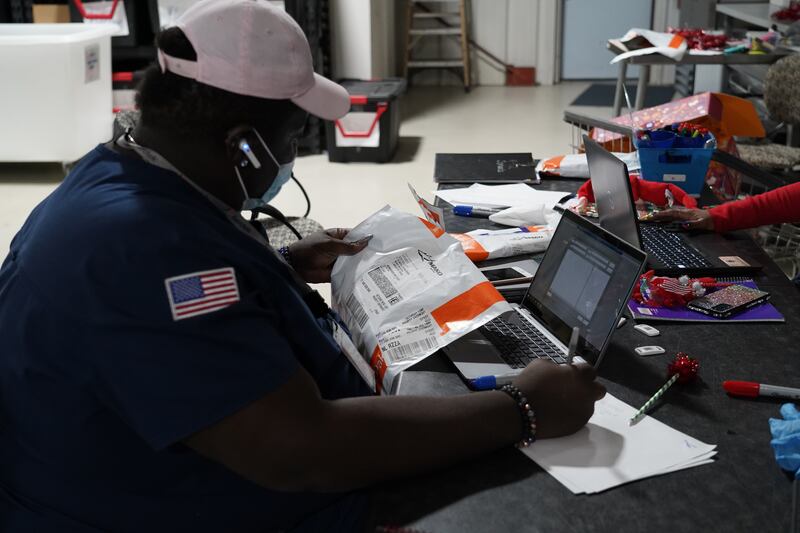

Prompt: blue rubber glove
[{"left": 769, "top": 403, "right": 800, "bottom": 479}]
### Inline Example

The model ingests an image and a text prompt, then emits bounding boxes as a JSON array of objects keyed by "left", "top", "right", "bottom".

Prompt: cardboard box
[{"left": 33, "top": 5, "right": 71, "bottom": 23}]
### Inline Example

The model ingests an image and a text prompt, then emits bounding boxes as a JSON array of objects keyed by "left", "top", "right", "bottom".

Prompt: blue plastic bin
[{"left": 636, "top": 137, "right": 714, "bottom": 196}]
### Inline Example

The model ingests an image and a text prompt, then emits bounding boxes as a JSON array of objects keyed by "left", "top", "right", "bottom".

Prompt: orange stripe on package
[
  {"left": 330, "top": 206, "right": 512, "bottom": 393},
  {"left": 539, "top": 155, "right": 565, "bottom": 175},
  {"left": 667, "top": 34, "right": 685, "bottom": 49},
  {"left": 450, "top": 225, "right": 556, "bottom": 263},
  {"left": 451, "top": 234, "right": 490, "bottom": 262},
  {"left": 432, "top": 281, "right": 505, "bottom": 334}
]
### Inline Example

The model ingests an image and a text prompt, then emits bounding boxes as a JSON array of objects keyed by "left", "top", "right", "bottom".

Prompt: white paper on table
[
  {"left": 561, "top": 455, "right": 717, "bottom": 495},
  {"left": 434, "top": 183, "right": 570, "bottom": 210},
  {"left": 523, "top": 394, "right": 717, "bottom": 495},
  {"left": 688, "top": 49, "right": 724, "bottom": 56}
]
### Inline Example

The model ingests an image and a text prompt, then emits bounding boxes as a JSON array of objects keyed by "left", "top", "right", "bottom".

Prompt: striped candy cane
[{"left": 629, "top": 373, "right": 679, "bottom": 426}]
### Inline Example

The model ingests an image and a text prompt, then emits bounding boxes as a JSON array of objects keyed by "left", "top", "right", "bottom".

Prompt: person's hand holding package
[
  {"left": 288, "top": 229, "right": 372, "bottom": 283},
  {"left": 513, "top": 359, "right": 607, "bottom": 438}
]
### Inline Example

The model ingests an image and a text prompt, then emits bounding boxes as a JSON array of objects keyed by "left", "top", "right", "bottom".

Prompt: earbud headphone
[
  {"left": 225, "top": 126, "right": 313, "bottom": 241},
  {"left": 228, "top": 127, "right": 264, "bottom": 170},
  {"left": 236, "top": 138, "right": 262, "bottom": 169}
]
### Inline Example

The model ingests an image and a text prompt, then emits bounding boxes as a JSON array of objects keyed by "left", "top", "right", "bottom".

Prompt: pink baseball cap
[{"left": 157, "top": 0, "right": 350, "bottom": 121}]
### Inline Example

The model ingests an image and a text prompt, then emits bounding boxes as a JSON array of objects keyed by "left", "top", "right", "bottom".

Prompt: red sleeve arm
[{"left": 709, "top": 182, "right": 800, "bottom": 233}]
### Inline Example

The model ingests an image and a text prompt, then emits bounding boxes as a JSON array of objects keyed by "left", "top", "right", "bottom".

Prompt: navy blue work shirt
[{"left": 0, "top": 145, "right": 372, "bottom": 532}]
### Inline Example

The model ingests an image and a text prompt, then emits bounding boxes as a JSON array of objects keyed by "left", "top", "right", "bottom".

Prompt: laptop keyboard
[
  {"left": 640, "top": 225, "right": 712, "bottom": 269},
  {"left": 482, "top": 317, "right": 567, "bottom": 368}
]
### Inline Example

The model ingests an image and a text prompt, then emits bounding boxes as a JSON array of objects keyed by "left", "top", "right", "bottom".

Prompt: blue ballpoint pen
[{"left": 453, "top": 205, "right": 507, "bottom": 218}]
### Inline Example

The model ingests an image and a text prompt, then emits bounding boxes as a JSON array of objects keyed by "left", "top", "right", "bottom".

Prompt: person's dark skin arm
[{"left": 184, "top": 359, "right": 605, "bottom": 493}]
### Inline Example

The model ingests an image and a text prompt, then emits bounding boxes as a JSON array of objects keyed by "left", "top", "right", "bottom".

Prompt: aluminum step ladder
[{"left": 403, "top": 0, "right": 471, "bottom": 91}]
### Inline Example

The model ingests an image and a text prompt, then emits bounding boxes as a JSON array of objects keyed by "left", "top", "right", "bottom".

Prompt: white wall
[
  {"left": 370, "top": 0, "right": 396, "bottom": 78},
  {"left": 650, "top": 0, "right": 681, "bottom": 85},
  {"left": 330, "top": 0, "right": 551, "bottom": 86},
  {"left": 409, "top": 0, "right": 539, "bottom": 86},
  {"left": 330, "top": 0, "right": 374, "bottom": 79},
  {"left": 471, "top": 0, "right": 532, "bottom": 85}
]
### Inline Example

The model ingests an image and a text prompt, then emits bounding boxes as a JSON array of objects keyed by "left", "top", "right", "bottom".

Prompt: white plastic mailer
[
  {"left": 535, "top": 152, "right": 641, "bottom": 178},
  {"left": 331, "top": 206, "right": 512, "bottom": 393},
  {"left": 334, "top": 103, "right": 386, "bottom": 148},
  {"left": 610, "top": 28, "right": 687, "bottom": 64},
  {"left": 451, "top": 221, "right": 558, "bottom": 262}
]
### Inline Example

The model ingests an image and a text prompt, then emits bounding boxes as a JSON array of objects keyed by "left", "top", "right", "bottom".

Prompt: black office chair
[{"left": 735, "top": 55, "right": 800, "bottom": 172}]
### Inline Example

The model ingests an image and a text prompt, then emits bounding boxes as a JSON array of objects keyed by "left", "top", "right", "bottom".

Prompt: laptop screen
[
  {"left": 583, "top": 136, "right": 643, "bottom": 250},
  {"left": 523, "top": 210, "right": 645, "bottom": 365}
]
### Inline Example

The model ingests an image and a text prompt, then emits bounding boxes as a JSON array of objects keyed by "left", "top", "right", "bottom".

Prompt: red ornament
[
  {"left": 667, "top": 352, "right": 700, "bottom": 385},
  {"left": 669, "top": 27, "right": 728, "bottom": 50},
  {"left": 632, "top": 270, "right": 725, "bottom": 308}
]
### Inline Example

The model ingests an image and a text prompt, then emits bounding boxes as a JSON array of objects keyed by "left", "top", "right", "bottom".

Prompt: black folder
[{"left": 433, "top": 153, "right": 539, "bottom": 184}]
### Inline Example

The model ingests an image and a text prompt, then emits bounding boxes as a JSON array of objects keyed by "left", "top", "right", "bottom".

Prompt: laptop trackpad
[{"left": 445, "top": 329, "right": 515, "bottom": 379}]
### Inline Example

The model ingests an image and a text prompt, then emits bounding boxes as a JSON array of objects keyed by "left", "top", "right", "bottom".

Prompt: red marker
[{"left": 723, "top": 380, "right": 800, "bottom": 401}]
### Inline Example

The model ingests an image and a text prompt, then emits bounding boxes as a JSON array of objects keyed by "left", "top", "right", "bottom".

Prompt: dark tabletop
[{"left": 367, "top": 178, "right": 800, "bottom": 533}]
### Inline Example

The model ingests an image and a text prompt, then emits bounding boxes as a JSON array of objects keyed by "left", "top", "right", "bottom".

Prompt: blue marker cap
[
  {"left": 453, "top": 205, "right": 473, "bottom": 216},
  {"left": 469, "top": 375, "right": 498, "bottom": 391}
]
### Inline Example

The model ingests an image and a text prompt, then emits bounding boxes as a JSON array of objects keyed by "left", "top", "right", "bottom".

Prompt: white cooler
[{"left": 0, "top": 23, "right": 115, "bottom": 163}]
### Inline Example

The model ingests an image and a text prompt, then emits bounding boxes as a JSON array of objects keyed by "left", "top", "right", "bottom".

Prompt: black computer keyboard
[
  {"left": 640, "top": 225, "right": 712, "bottom": 269},
  {"left": 482, "top": 317, "right": 566, "bottom": 368}
]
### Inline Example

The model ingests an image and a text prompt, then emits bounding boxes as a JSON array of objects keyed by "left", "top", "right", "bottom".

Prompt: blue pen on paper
[
  {"left": 453, "top": 205, "right": 508, "bottom": 218},
  {"left": 469, "top": 373, "right": 518, "bottom": 391}
]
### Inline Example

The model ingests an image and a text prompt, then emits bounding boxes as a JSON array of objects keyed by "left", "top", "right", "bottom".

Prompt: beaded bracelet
[
  {"left": 499, "top": 384, "right": 537, "bottom": 448},
  {"left": 277, "top": 245, "right": 292, "bottom": 266}
]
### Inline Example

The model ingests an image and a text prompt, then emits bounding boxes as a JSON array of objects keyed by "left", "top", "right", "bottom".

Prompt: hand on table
[
  {"left": 513, "top": 359, "right": 606, "bottom": 439},
  {"left": 288, "top": 228, "right": 372, "bottom": 283},
  {"left": 649, "top": 207, "right": 715, "bottom": 231},
  {"left": 569, "top": 196, "right": 588, "bottom": 215}
]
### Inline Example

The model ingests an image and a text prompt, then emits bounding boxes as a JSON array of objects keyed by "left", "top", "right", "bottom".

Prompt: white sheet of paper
[
  {"left": 523, "top": 394, "right": 716, "bottom": 494},
  {"left": 434, "top": 183, "right": 570, "bottom": 210}
]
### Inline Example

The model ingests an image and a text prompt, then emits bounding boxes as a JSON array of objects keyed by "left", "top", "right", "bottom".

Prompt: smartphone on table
[{"left": 687, "top": 284, "right": 770, "bottom": 318}]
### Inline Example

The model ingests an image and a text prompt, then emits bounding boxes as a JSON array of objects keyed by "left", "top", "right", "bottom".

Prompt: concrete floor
[{"left": 0, "top": 82, "right": 605, "bottom": 264}]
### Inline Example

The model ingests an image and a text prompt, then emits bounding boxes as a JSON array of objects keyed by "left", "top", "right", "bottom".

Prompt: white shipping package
[
  {"left": 451, "top": 213, "right": 561, "bottom": 261},
  {"left": 610, "top": 28, "right": 688, "bottom": 64},
  {"left": 331, "top": 206, "right": 512, "bottom": 393},
  {"left": 535, "top": 152, "right": 640, "bottom": 178}
]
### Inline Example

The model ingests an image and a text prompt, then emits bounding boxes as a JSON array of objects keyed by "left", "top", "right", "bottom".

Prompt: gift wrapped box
[{"left": 590, "top": 93, "right": 765, "bottom": 200}]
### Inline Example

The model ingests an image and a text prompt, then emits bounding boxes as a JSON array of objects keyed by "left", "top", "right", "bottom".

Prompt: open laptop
[
  {"left": 442, "top": 209, "right": 646, "bottom": 382},
  {"left": 583, "top": 135, "right": 762, "bottom": 276}
]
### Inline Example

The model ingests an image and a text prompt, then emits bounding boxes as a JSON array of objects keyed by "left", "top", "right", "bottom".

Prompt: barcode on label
[
  {"left": 367, "top": 267, "right": 402, "bottom": 305},
  {"left": 385, "top": 337, "right": 438, "bottom": 362},
  {"left": 345, "top": 292, "right": 369, "bottom": 328}
]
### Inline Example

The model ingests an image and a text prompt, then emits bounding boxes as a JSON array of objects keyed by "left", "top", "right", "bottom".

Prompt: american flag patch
[{"left": 165, "top": 267, "right": 240, "bottom": 321}]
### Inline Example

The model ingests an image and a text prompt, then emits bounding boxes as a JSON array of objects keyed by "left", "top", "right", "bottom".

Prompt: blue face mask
[
  {"left": 235, "top": 129, "right": 295, "bottom": 211},
  {"left": 261, "top": 160, "right": 294, "bottom": 203}
]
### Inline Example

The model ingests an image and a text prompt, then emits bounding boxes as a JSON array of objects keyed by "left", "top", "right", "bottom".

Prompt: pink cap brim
[{"left": 291, "top": 73, "right": 351, "bottom": 121}]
